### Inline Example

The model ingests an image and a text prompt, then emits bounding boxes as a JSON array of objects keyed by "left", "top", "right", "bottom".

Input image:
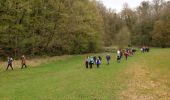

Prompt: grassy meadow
[{"left": 0, "top": 48, "right": 169, "bottom": 100}]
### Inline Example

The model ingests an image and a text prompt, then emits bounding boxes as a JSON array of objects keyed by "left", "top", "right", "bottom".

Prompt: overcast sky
[{"left": 97, "top": 0, "right": 169, "bottom": 12}]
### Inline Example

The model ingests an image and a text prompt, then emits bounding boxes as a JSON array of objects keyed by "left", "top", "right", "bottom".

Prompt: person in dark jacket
[
  {"left": 120, "top": 50, "right": 123, "bottom": 59},
  {"left": 6, "top": 57, "right": 13, "bottom": 71},
  {"left": 93, "top": 56, "right": 97, "bottom": 65},
  {"left": 96, "top": 58, "right": 101, "bottom": 68},
  {"left": 85, "top": 56, "right": 90, "bottom": 69},
  {"left": 117, "top": 55, "right": 121, "bottom": 63},
  {"left": 106, "top": 54, "right": 111, "bottom": 64}
]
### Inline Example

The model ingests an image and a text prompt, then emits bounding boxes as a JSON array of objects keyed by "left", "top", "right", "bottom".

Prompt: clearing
[{"left": 0, "top": 48, "right": 169, "bottom": 100}]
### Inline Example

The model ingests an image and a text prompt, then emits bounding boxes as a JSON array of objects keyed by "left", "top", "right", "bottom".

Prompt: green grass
[{"left": 0, "top": 48, "right": 169, "bottom": 100}]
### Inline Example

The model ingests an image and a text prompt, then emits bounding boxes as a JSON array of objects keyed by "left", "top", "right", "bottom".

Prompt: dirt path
[{"left": 119, "top": 56, "right": 170, "bottom": 100}]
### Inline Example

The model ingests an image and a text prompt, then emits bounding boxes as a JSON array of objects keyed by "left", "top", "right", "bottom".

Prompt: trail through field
[
  {"left": 0, "top": 49, "right": 169, "bottom": 100},
  {"left": 119, "top": 49, "right": 170, "bottom": 100}
]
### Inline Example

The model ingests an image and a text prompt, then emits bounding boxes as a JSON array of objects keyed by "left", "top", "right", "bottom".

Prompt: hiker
[
  {"left": 146, "top": 47, "right": 150, "bottom": 52},
  {"left": 106, "top": 54, "right": 111, "bottom": 64},
  {"left": 120, "top": 49, "right": 123, "bottom": 59},
  {"left": 144, "top": 47, "right": 147, "bottom": 52},
  {"left": 6, "top": 57, "right": 13, "bottom": 71},
  {"left": 89, "top": 57, "right": 94, "bottom": 69},
  {"left": 85, "top": 56, "right": 89, "bottom": 69},
  {"left": 117, "top": 49, "right": 121, "bottom": 57},
  {"left": 147, "top": 47, "right": 150, "bottom": 52},
  {"left": 117, "top": 49, "right": 121, "bottom": 63},
  {"left": 124, "top": 51, "right": 129, "bottom": 60},
  {"left": 96, "top": 58, "right": 101, "bottom": 68},
  {"left": 21, "top": 55, "right": 27, "bottom": 69},
  {"left": 93, "top": 56, "right": 97, "bottom": 64}
]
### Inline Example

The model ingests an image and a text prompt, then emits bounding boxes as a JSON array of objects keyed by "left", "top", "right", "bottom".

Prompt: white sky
[{"left": 97, "top": 0, "right": 170, "bottom": 12}]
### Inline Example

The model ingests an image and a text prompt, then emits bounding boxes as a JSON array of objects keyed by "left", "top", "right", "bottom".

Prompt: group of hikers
[
  {"left": 4, "top": 47, "right": 150, "bottom": 71},
  {"left": 85, "top": 55, "right": 110, "bottom": 69},
  {"left": 141, "top": 46, "right": 150, "bottom": 53},
  {"left": 85, "top": 48, "right": 137, "bottom": 69},
  {"left": 116, "top": 48, "right": 136, "bottom": 63},
  {"left": 85, "top": 56, "right": 102, "bottom": 68},
  {"left": 5, "top": 55, "right": 27, "bottom": 71}
]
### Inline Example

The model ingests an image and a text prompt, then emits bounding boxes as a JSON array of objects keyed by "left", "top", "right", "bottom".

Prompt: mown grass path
[
  {"left": 119, "top": 48, "right": 170, "bottom": 100},
  {"left": 0, "top": 49, "right": 169, "bottom": 100}
]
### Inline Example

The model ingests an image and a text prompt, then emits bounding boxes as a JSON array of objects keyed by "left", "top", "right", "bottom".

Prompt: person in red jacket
[{"left": 124, "top": 51, "right": 129, "bottom": 60}]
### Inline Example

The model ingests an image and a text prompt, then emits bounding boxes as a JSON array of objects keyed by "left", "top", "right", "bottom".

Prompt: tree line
[
  {"left": 0, "top": 0, "right": 169, "bottom": 57},
  {"left": 97, "top": 0, "right": 170, "bottom": 47}
]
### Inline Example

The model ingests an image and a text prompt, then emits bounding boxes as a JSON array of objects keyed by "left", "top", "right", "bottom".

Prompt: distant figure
[
  {"left": 117, "top": 49, "right": 121, "bottom": 56},
  {"left": 89, "top": 57, "right": 94, "bottom": 69},
  {"left": 96, "top": 58, "right": 101, "bottom": 68},
  {"left": 21, "top": 55, "right": 27, "bottom": 69},
  {"left": 143, "top": 47, "right": 147, "bottom": 52},
  {"left": 120, "top": 50, "right": 123, "bottom": 59},
  {"left": 148, "top": 47, "right": 150, "bottom": 52},
  {"left": 6, "top": 57, "right": 13, "bottom": 71},
  {"left": 124, "top": 51, "right": 129, "bottom": 60},
  {"left": 146, "top": 47, "right": 150, "bottom": 52},
  {"left": 106, "top": 54, "right": 111, "bottom": 64},
  {"left": 117, "top": 50, "right": 121, "bottom": 63},
  {"left": 85, "top": 57, "right": 89, "bottom": 69},
  {"left": 93, "top": 56, "right": 97, "bottom": 64}
]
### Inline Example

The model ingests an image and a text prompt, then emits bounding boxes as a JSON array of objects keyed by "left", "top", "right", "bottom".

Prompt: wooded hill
[{"left": 0, "top": 0, "right": 170, "bottom": 57}]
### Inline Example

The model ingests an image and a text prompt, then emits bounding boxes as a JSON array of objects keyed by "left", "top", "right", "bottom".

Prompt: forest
[{"left": 0, "top": 0, "right": 170, "bottom": 57}]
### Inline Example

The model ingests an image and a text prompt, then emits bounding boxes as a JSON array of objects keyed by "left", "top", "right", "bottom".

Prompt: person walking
[
  {"left": 106, "top": 54, "right": 111, "bottom": 64},
  {"left": 120, "top": 50, "right": 123, "bottom": 59},
  {"left": 6, "top": 57, "right": 13, "bottom": 71},
  {"left": 89, "top": 57, "right": 94, "bottom": 69},
  {"left": 124, "top": 51, "right": 129, "bottom": 60},
  {"left": 93, "top": 56, "right": 97, "bottom": 65},
  {"left": 21, "top": 55, "right": 27, "bottom": 69},
  {"left": 85, "top": 56, "right": 89, "bottom": 69},
  {"left": 117, "top": 49, "right": 121, "bottom": 63},
  {"left": 96, "top": 58, "right": 101, "bottom": 68}
]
